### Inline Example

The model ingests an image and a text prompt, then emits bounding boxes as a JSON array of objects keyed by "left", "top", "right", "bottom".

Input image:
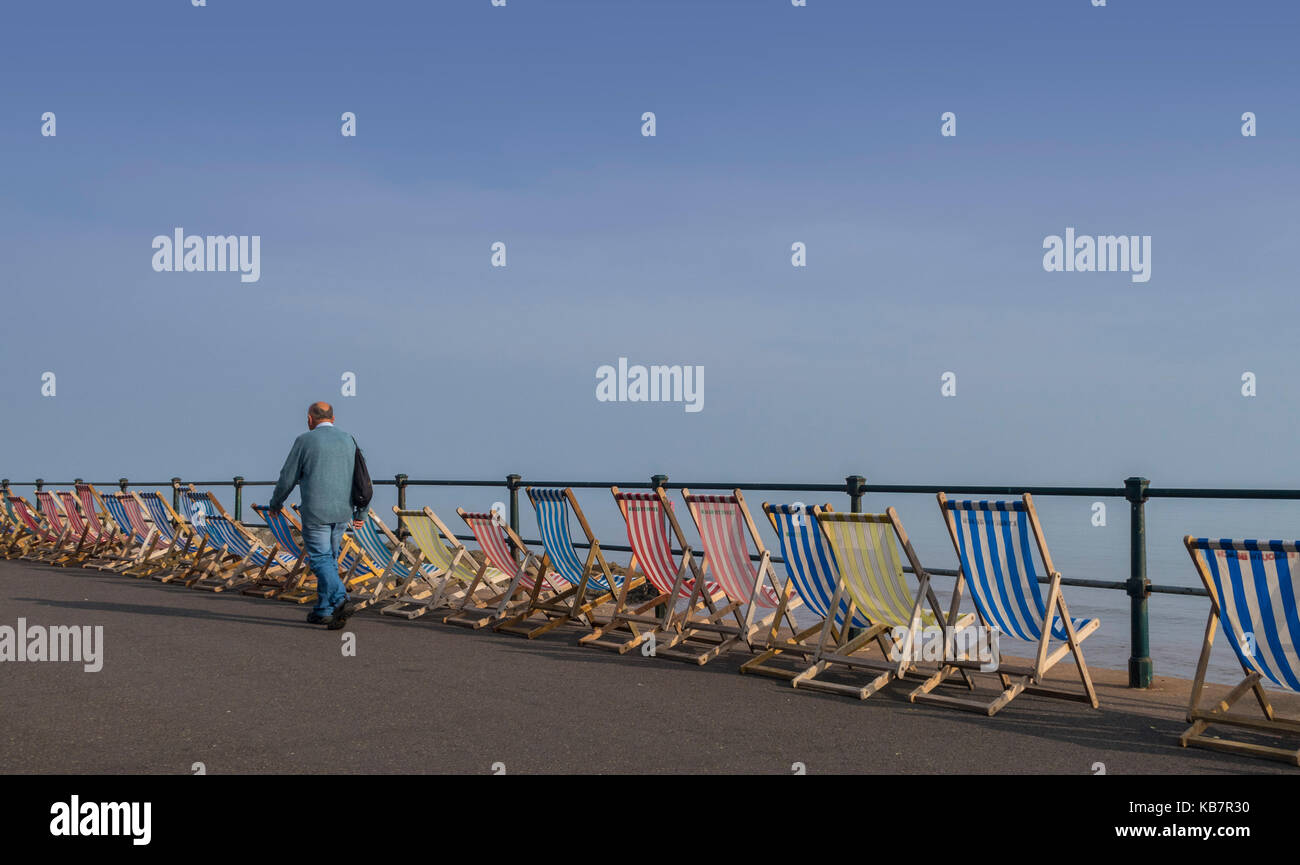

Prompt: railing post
[
  {"left": 394, "top": 474, "right": 408, "bottom": 538},
  {"left": 74, "top": 477, "right": 83, "bottom": 486},
  {"left": 171, "top": 477, "right": 182, "bottom": 513},
  {"left": 118, "top": 478, "right": 129, "bottom": 492},
  {"left": 233, "top": 476, "right": 244, "bottom": 522},
  {"left": 1125, "top": 476, "right": 1153, "bottom": 688},
  {"left": 506, "top": 474, "right": 522, "bottom": 535},
  {"left": 846, "top": 475, "right": 866, "bottom": 513},
  {"left": 35, "top": 478, "right": 44, "bottom": 493},
  {"left": 1, "top": 479, "right": 9, "bottom": 498}
]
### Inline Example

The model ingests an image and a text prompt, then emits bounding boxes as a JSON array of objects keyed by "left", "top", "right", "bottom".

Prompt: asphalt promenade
[{"left": 2, "top": 557, "right": 1295, "bottom": 774}]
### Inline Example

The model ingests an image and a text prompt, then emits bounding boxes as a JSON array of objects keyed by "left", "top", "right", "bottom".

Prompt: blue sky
[{"left": 2, "top": 0, "right": 1299, "bottom": 491}]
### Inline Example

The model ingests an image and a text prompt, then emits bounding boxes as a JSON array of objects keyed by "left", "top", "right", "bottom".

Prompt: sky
[{"left": 2, "top": 0, "right": 1299, "bottom": 496}]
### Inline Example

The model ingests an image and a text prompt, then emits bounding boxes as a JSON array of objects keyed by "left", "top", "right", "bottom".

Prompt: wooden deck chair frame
[
  {"left": 781, "top": 507, "right": 974, "bottom": 699},
  {"left": 665, "top": 488, "right": 803, "bottom": 666},
  {"left": 492, "top": 487, "right": 632, "bottom": 639},
  {"left": 1180, "top": 536, "right": 1300, "bottom": 766},
  {"left": 915, "top": 492, "right": 1100, "bottom": 716},
  {"left": 581, "top": 486, "right": 722, "bottom": 654},
  {"left": 5, "top": 496, "right": 63, "bottom": 561},
  {"left": 185, "top": 511, "right": 302, "bottom": 593},
  {"left": 55, "top": 489, "right": 119, "bottom": 566}
]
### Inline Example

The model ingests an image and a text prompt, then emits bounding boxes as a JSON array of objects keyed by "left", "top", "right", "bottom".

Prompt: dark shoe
[
  {"left": 327, "top": 601, "right": 359, "bottom": 630},
  {"left": 306, "top": 611, "right": 331, "bottom": 625}
]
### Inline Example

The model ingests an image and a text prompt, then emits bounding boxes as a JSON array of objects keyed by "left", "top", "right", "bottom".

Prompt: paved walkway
[{"left": 1, "top": 558, "right": 1294, "bottom": 774}]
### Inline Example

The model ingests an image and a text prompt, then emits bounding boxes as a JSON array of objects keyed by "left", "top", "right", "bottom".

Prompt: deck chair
[
  {"left": 244, "top": 504, "right": 377, "bottom": 604},
  {"left": 6, "top": 497, "right": 65, "bottom": 561},
  {"left": 100, "top": 492, "right": 172, "bottom": 576},
  {"left": 71, "top": 484, "right": 131, "bottom": 567},
  {"left": 741, "top": 503, "right": 867, "bottom": 679},
  {"left": 1, "top": 492, "right": 40, "bottom": 559},
  {"left": 491, "top": 488, "right": 634, "bottom": 639},
  {"left": 458, "top": 507, "right": 549, "bottom": 629},
  {"left": 581, "top": 487, "right": 722, "bottom": 654},
  {"left": 57, "top": 488, "right": 123, "bottom": 568},
  {"left": 135, "top": 491, "right": 206, "bottom": 581},
  {"left": 342, "top": 510, "right": 441, "bottom": 613},
  {"left": 389, "top": 507, "right": 513, "bottom": 623},
  {"left": 34, "top": 490, "right": 94, "bottom": 566},
  {"left": 918, "top": 493, "right": 1100, "bottom": 715},
  {"left": 1181, "top": 537, "right": 1300, "bottom": 766},
  {"left": 781, "top": 508, "right": 975, "bottom": 699},
  {"left": 665, "top": 489, "right": 803, "bottom": 665},
  {"left": 185, "top": 511, "right": 305, "bottom": 592}
]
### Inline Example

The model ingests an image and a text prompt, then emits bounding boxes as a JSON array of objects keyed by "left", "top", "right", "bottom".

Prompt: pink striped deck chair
[
  {"left": 60, "top": 486, "right": 125, "bottom": 568},
  {"left": 455, "top": 507, "right": 552, "bottom": 633},
  {"left": 674, "top": 488, "right": 804, "bottom": 665},
  {"left": 6, "top": 496, "right": 64, "bottom": 561},
  {"left": 581, "top": 486, "right": 724, "bottom": 655},
  {"left": 35, "top": 490, "right": 93, "bottom": 566}
]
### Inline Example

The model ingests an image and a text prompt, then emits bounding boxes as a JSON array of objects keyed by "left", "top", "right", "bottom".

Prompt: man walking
[{"left": 268, "top": 402, "right": 364, "bottom": 628}]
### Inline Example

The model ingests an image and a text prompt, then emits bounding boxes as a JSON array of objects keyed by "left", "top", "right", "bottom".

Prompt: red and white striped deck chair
[
  {"left": 35, "top": 490, "right": 93, "bottom": 566},
  {"left": 674, "top": 488, "right": 803, "bottom": 665},
  {"left": 73, "top": 483, "right": 131, "bottom": 567},
  {"left": 5, "top": 496, "right": 57, "bottom": 560},
  {"left": 581, "top": 487, "right": 724, "bottom": 654},
  {"left": 455, "top": 507, "right": 550, "bottom": 632},
  {"left": 59, "top": 487, "right": 125, "bottom": 568}
]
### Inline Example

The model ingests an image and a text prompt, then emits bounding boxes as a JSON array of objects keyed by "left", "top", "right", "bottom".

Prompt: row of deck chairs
[{"left": 3, "top": 481, "right": 1297, "bottom": 765}]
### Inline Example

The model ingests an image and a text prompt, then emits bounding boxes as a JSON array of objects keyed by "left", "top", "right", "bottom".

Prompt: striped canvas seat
[
  {"left": 615, "top": 491, "right": 716, "bottom": 599},
  {"left": 35, "top": 491, "right": 70, "bottom": 538},
  {"left": 138, "top": 492, "right": 195, "bottom": 549},
  {"left": 75, "top": 484, "right": 116, "bottom": 540},
  {"left": 462, "top": 511, "right": 544, "bottom": 592},
  {"left": 12, "top": 497, "right": 58, "bottom": 543},
  {"left": 683, "top": 493, "right": 779, "bottom": 607},
  {"left": 205, "top": 514, "right": 298, "bottom": 571},
  {"left": 767, "top": 505, "right": 869, "bottom": 629},
  {"left": 530, "top": 487, "right": 621, "bottom": 592},
  {"left": 398, "top": 510, "right": 499, "bottom": 585},
  {"left": 285, "top": 505, "right": 376, "bottom": 577},
  {"left": 104, "top": 494, "right": 152, "bottom": 543},
  {"left": 56, "top": 491, "right": 96, "bottom": 541},
  {"left": 942, "top": 499, "right": 1093, "bottom": 642},
  {"left": 1187, "top": 538, "right": 1300, "bottom": 693},
  {"left": 818, "top": 513, "right": 937, "bottom": 630}
]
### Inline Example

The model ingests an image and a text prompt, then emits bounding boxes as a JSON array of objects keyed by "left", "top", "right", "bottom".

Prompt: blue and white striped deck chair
[
  {"left": 344, "top": 510, "right": 441, "bottom": 612},
  {"left": 137, "top": 491, "right": 206, "bottom": 582},
  {"left": 927, "top": 493, "right": 1100, "bottom": 715},
  {"left": 493, "top": 487, "right": 633, "bottom": 639},
  {"left": 741, "top": 503, "right": 870, "bottom": 680},
  {"left": 100, "top": 492, "right": 161, "bottom": 574},
  {"left": 189, "top": 512, "right": 303, "bottom": 592},
  {"left": 1182, "top": 537, "right": 1300, "bottom": 765}
]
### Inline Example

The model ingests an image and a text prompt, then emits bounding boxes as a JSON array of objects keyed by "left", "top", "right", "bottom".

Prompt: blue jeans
[{"left": 302, "top": 522, "right": 348, "bottom": 616}]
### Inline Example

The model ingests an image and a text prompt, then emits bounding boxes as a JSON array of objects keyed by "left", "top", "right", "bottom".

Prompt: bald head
[{"left": 307, "top": 402, "right": 334, "bottom": 429}]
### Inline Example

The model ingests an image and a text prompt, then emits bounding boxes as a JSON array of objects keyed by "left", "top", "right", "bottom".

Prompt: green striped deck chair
[
  {"left": 390, "top": 506, "right": 512, "bottom": 624},
  {"left": 800, "top": 508, "right": 974, "bottom": 700},
  {"left": 1182, "top": 536, "right": 1300, "bottom": 766}
]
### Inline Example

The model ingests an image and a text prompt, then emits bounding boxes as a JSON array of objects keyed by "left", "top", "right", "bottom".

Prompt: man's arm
[{"left": 268, "top": 439, "right": 303, "bottom": 512}]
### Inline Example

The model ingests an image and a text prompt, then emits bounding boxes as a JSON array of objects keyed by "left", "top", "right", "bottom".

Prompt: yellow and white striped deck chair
[
  {"left": 801, "top": 508, "right": 974, "bottom": 700},
  {"left": 390, "top": 506, "right": 512, "bottom": 626}
]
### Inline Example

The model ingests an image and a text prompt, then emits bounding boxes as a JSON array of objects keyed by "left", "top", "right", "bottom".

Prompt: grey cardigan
[{"left": 268, "top": 425, "right": 360, "bottom": 526}]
